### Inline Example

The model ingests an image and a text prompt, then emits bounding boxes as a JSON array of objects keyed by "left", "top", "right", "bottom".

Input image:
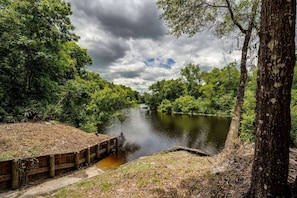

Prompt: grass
[
  {"left": 101, "top": 182, "right": 112, "bottom": 191},
  {"left": 49, "top": 144, "right": 297, "bottom": 197},
  {"left": 47, "top": 151, "right": 217, "bottom": 198}
]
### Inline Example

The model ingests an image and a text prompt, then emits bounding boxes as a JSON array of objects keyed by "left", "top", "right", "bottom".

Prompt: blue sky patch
[{"left": 143, "top": 57, "right": 176, "bottom": 69}]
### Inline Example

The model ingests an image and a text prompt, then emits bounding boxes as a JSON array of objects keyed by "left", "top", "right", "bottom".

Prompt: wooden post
[
  {"left": 75, "top": 152, "right": 80, "bottom": 169},
  {"left": 87, "top": 147, "right": 91, "bottom": 164},
  {"left": 11, "top": 160, "right": 19, "bottom": 190},
  {"left": 115, "top": 138, "right": 118, "bottom": 153},
  {"left": 96, "top": 144, "right": 100, "bottom": 158},
  {"left": 49, "top": 155, "right": 55, "bottom": 178},
  {"left": 107, "top": 141, "right": 110, "bottom": 154}
]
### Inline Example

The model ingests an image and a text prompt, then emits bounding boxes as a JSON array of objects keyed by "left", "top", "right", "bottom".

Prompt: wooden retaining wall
[{"left": 0, "top": 137, "right": 117, "bottom": 192}]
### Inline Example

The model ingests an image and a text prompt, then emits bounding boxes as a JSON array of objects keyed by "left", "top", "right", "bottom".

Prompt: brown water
[{"left": 96, "top": 106, "right": 231, "bottom": 170}]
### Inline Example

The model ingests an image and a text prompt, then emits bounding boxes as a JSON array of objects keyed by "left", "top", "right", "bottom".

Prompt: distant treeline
[
  {"left": 144, "top": 63, "right": 297, "bottom": 146},
  {"left": 144, "top": 63, "right": 240, "bottom": 116}
]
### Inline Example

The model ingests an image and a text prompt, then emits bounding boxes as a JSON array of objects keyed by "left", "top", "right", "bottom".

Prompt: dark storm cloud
[
  {"left": 70, "top": 0, "right": 166, "bottom": 40},
  {"left": 86, "top": 39, "right": 129, "bottom": 69}
]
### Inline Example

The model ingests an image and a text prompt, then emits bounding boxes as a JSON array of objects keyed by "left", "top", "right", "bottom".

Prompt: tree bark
[
  {"left": 248, "top": 0, "right": 296, "bottom": 197},
  {"left": 223, "top": 0, "right": 258, "bottom": 154}
]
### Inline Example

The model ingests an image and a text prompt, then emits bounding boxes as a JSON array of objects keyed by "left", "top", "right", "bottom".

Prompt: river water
[{"left": 97, "top": 106, "right": 231, "bottom": 170}]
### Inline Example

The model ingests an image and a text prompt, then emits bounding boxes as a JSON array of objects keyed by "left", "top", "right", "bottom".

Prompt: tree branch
[
  {"left": 225, "top": 0, "right": 247, "bottom": 34},
  {"left": 203, "top": 2, "right": 228, "bottom": 9}
]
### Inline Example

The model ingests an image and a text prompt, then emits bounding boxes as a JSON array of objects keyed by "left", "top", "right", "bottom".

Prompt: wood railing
[{"left": 0, "top": 137, "right": 117, "bottom": 192}]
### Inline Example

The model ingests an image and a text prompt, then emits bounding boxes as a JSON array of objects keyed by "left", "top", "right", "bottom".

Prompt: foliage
[
  {"left": 146, "top": 63, "right": 240, "bottom": 116},
  {"left": 290, "top": 90, "right": 297, "bottom": 146},
  {"left": 158, "top": 99, "right": 173, "bottom": 114},
  {"left": 240, "top": 71, "right": 256, "bottom": 142},
  {"left": 0, "top": 0, "right": 139, "bottom": 132},
  {"left": 0, "top": 0, "right": 77, "bottom": 118},
  {"left": 87, "top": 86, "right": 133, "bottom": 132},
  {"left": 146, "top": 79, "right": 185, "bottom": 110},
  {"left": 172, "top": 95, "right": 197, "bottom": 114},
  {"left": 181, "top": 63, "right": 202, "bottom": 98},
  {"left": 157, "top": 0, "right": 260, "bottom": 38},
  {"left": 241, "top": 66, "right": 297, "bottom": 146},
  {"left": 58, "top": 76, "right": 96, "bottom": 128}
]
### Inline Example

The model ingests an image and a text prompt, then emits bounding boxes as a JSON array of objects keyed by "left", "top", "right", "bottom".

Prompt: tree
[
  {"left": 158, "top": 99, "right": 173, "bottom": 114},
  {"left": 172, "top": 95, "right": 196, "bottom": 114},
  {"left": 58, "top": 41, "right": 92, "bottom": 79},
  {"left": 147, "top": 64, "right": 239, "bottom": 116},
  {"left": 223, "top": 0, "right": 259, "bottom": 153},
  {"left": 181, "top": 63, "right": 202, "bottom": 98},
  {"left": 87, "top": 87, "right": 133, "bottom": 132},
  {"left": 147, "top": 79, "right": 185, "bottom": 110},
  {"left": 247, "top": 0, "right": 296, "bottom": 196},
  {"left": 157, "top": 0, "right": 260, "bottom": 153},
  {"left": 0, "top": 0, "right": 79, "bottom": 119},
  {"left": 58, "top": 75, "right": 99, "bottom": 128}
]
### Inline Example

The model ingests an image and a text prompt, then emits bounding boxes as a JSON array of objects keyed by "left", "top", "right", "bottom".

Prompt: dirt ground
[{"left": 0, "top": 121, "right": 111, "bottom": 160}]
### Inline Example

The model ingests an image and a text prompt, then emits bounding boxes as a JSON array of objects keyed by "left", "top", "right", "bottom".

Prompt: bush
[{"left": 158, "top": 99, "right": 172, "bottom": 113}]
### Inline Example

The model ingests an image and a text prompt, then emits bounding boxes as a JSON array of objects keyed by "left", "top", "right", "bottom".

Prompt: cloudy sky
[{"left": 68, "top": 0, "right": 241, "bottom": 92}]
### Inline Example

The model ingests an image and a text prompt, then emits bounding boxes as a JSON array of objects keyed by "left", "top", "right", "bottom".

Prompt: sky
[{"left": 67, "top": 0, "right": 241, "bottom": 92}]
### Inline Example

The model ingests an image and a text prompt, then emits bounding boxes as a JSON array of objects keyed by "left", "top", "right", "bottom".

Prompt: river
[{"left": 97, "top": 106, "right": 231, "bottom": 170}]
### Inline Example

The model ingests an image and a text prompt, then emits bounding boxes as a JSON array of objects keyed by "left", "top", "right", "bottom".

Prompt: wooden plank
[
  {"left": 27, "top": 167, "right": 49, "bottom": 176},
  {"left": 0, "top": 174, "right": 11, "bottom": 182},
  {"left": 79, "top": 158, "right": 86, "bottom": 164},
  {"left": 90, "top": 153, "right": 96, "bottom": 159},
  {"left": 0, "top": 160, "right": 12, "bottom": 175},
  {"left": 161, "top": 146, "right": 210, "bottom": 156},
  {"left": 90, "top": 145, "right": 97, "bottom": 154},
  {"left": 75, "top": 152, "right": 80, "bottom": 169},
  {"left": 176, "top": 146, "right": 210, "bottom": 156},
  {"left": 98, "top": 149, "right": 106, "bottom": 153},
  {"left": 55, "top": 163, "right": 75, "bottom": 170}
]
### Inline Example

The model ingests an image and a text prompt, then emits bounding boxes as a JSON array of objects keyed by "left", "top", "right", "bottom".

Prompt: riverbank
[
  {"left": 1, "top": 122, "right": 297, "bottom": 197},
  {"left": 44, "top": 144, "right": 297, "bottom": 197}
]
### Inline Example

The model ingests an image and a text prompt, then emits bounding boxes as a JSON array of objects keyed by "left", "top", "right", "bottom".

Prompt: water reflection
[
  {"left": 97, "top": 108, "right": 230, "bottom": 170},
  {"left": 97, "top": 134, "right": 140, "bottom": 170}
]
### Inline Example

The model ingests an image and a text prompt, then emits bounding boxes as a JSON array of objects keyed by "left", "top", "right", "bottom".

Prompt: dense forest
[{"left": 0, "top": 0, "right": 140, "bottom": 132}]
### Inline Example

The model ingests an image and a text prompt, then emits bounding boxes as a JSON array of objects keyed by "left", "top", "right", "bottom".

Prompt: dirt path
[{"left": 0, "top": 165, "right": 104, "bottom": 198}]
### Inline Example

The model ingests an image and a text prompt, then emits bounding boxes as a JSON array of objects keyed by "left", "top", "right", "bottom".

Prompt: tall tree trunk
[
  {"left": 25, "top": 54, "right": 33, "bottom": 97},
  {"left": 223, "top": 1, "right": 258, "bottom": 154},
  {"left": 248, "top": 0, "right": 296, "bottom": 197}
]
